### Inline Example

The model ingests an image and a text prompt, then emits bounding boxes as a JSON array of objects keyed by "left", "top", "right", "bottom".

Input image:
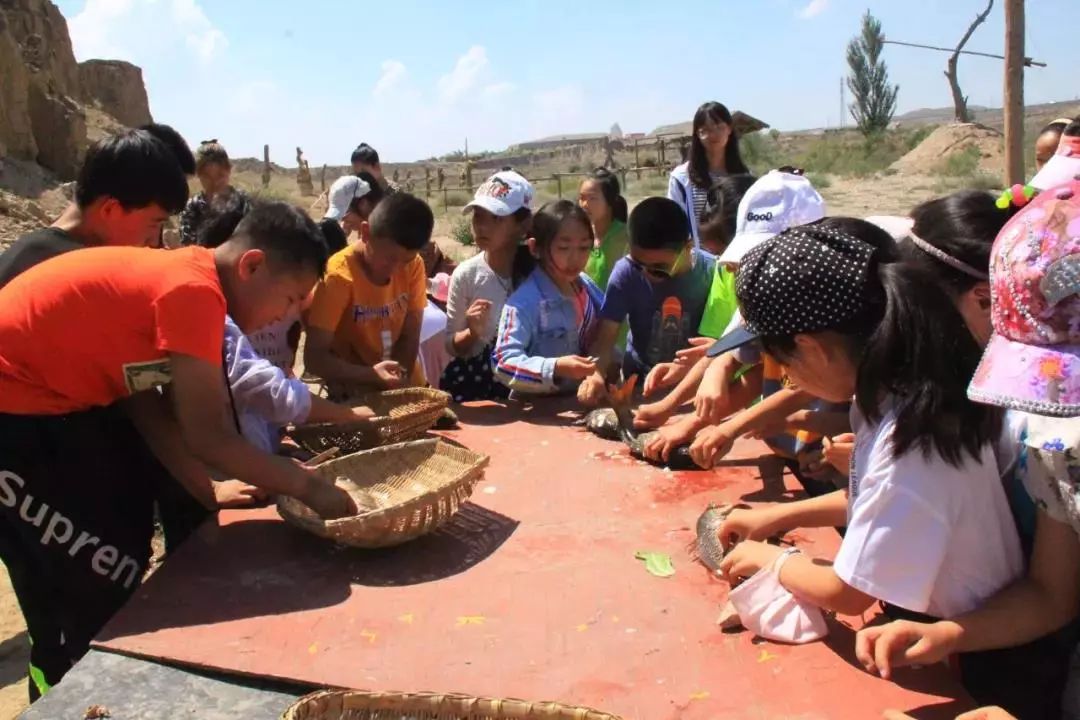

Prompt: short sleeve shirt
[
  {"left": 0, "top": 246, "right": 226, "bottom": 414},
  {"left": 305, "top": 246, "right": 427, "bottom": 386},
  {"left": 0, "top": 227, "right": 84, "bottom": 290}
]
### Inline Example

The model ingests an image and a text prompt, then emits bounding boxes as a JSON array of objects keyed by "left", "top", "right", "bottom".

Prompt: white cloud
[
  {"left": 482, "top": 82, "right": 515, "bottom": 99},
  {"left": 438, "top": 45, "right": 488, "bottom": 103},
  {"left": 798, "top": 0, "right": 828, "bottom": 19},
  {"left": 170, "top": 0, "right": 227, "bottom": 64},
  {"left": 373, "top": 60, "right": 407, "bottom": 97},
  {"left": 68, "top": 0, "right": 136, "bottom": 59},
  {"left": 67, "top": 0, "right": 226, "bottom": 65}
]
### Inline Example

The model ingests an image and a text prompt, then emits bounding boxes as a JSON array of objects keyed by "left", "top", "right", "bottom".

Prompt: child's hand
[
  {"left": 823, "top": 433, "right": 855, "bottom": 474},
  {"left": 674, "top": 337, "right": 713, "bottom": 365},
  {"left": 554, "top": 355, "right": 597, "bottom": 381},
  {"left": 576, "top": 373, "right": 608, "bottom": 407},
  {"left": 642, "top": 418, "right": 696, "bottom": 462},
  {"left": 643, "top": 362, "right": 684, "bottom": 397},
  {"left": 299, "top": 475, "right": 358, "bottom": 520},
  {"left": 718, "top": 540, "right": 785, "bottom": 583},
  {"left": 695, "top": 361, "right": 732, "bottom": 424},
  {"left": 350, "top": 405, "right": 376, "bottom": 421},
  {"left": 716, "top": 506, "right": 781, "bottom": 549},
  {"left": 373, "top": 360, "right": 405, "bottom": 389},
  {"left": 213, "top": 479, "right": 267, "bottom": 509},
  {"left": 856, "top": 619, "right": 963, "bottom": 680},
  {"left": 689, "top": 424, "right": 735, "bottom": 469},
  {"left": 632, "top": 400, "right": 672, "bottom": 430},
  {"left": 464, "top": 299, "right": 492, "bottom": 335}
]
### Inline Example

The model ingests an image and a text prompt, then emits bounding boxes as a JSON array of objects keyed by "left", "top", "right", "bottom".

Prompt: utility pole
[
  {"left": 1003, "top": 0, "right": 1025, "bottom": 185},
  {"left": 840, "top": 77, "right": 846, "bottom": 129}
]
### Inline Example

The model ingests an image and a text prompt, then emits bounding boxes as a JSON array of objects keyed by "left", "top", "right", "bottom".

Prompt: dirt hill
[{"left": 890, "top": 123, "right": 1005, "bottom": 177}]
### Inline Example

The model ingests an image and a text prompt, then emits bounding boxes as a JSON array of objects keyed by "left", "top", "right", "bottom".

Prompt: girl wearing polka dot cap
[{"left": 711, "top": 220, "right": 1024, "bottom": 690}]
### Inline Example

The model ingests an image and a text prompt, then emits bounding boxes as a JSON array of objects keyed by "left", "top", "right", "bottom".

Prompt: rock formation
[
  {"left": 0, "top": 0, "right": 153, "bottom": 181},
  {"left": 78, "top": 59, "right": 152, "bottom": 128}
]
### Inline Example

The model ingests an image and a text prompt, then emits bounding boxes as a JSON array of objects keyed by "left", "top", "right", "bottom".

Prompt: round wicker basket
[
  {"left": 282, "top": 689, "right": 622, "bottom": 719},
  {"left": 277, "top": 439, "right": 488, "bottom": 548},
  {"left": 290, "top": 388, "right": 451, "bottom": 455}
]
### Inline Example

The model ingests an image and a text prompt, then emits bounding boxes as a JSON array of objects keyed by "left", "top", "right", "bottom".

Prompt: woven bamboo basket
[
  {"left": 290, "top": 388, "right": 450, "bottom": 454},
  {"left": 277, "top": 439, "right": 488, "bottom": 548},
  {"left": 282, "top": 690, "right": 622, "bottom": 719}
]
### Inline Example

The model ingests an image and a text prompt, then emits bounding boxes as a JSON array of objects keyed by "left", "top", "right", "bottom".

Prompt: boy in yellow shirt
[{"left": 304, "top": 193, "right": 433, "bottom": 400}]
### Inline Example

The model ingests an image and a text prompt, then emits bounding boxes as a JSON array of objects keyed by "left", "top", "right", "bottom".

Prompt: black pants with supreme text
[{"left": 0, "top": 406, "right": 164, "bottom": 699}]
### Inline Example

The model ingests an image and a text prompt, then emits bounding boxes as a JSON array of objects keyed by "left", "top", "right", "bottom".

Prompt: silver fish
[
  {"left": 578, "top": 408, "right": 623, "bottom": 442},
  {"left": 579, "top": 379, "right": 698, "bottom": 469},
  {"left": 688, "top": 504, "right": 740, "bottom": 574}
]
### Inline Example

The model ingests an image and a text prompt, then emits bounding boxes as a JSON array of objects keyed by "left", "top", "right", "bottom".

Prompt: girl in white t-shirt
[
  {"left": 439, "top": 171, "right": 535, "bottom": 403},
  {"left": 714, "top": 218, "right": 1022, "bottom": 623}
]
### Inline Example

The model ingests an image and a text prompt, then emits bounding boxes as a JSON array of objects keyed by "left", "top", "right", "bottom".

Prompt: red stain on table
[{"left": 95, "top": 400, "right": 969, "bottom": 720}]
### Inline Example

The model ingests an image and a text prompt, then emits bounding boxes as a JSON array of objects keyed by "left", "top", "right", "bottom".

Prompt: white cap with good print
[
  {"left": 718, "top": 169, "right": 826, "bottom": 264},
  {"left": 463, "top": 170, "right": 535, "bottom": 216}
]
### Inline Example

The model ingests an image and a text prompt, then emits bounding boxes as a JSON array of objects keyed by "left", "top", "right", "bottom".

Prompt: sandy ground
[{"left": 0, "top": 169, "right": 980, "bottom": 718}]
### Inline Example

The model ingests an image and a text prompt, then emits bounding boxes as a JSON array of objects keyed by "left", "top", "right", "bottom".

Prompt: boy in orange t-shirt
[
  {"left": 0, "top": 202, "right": 355, "bottom": 699},
  {"left": 304, "top": 193, "right": 433, "bottom": 399}
]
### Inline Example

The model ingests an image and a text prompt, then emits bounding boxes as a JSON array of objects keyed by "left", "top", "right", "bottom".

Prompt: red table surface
[{"left": 96, "top": 400, "right": 971, "bottom": 719}]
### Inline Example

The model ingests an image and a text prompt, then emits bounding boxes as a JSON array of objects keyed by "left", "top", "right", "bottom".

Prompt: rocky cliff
[
  {"left": 0, "top": 0, "right": 151, "bottom": 181},
  {"left": 79, "top": 59, "right": 152, "bottom": 128}
]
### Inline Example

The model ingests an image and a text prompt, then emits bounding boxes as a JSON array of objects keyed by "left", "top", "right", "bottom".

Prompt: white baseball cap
[
  {"left": 463, "top": 171, "right": 534, "bottom": 216},
  {"left": 718, "top": 170, "right": 826, "bottom": 265},
  {"left": 325, "top": 175, "right": 373, "bottom": 221}
]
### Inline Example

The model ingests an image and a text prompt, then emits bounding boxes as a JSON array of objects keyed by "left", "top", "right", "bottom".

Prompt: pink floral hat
[{"left": 968, "top": 179, "right": 1080, "bottom": 417}]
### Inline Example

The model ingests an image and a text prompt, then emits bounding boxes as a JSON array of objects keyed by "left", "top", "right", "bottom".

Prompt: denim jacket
[{"left": 492, "top": 269, "right": 604, "bottom": 395}]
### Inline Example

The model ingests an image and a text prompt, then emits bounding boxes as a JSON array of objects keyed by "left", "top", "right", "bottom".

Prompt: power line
[{"left": 882, "top": 38, "right": 1046, "bottom": 67}]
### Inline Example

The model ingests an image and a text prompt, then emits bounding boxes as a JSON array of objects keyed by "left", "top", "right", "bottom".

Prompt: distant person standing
[
  {"left": 350, "top": 143, "right": 399, "bottom": 195},
  {"left": 578, "top": 167, "right": 629, "bottom": 290},
  {"left": 179, "top": 140, "right": 250, "bottom": 246},
  {"left": 668, "top": 102, "right": 750, "bottom": 247}
]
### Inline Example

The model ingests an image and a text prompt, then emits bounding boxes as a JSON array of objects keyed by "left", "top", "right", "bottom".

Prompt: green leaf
[{"left": 634, "top": 551, "right": 675, "bottom": 578}]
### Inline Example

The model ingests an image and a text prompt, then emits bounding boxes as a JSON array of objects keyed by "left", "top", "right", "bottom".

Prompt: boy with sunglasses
[{"left": 578, "top": 197, "right": 715, "bottom": 406}]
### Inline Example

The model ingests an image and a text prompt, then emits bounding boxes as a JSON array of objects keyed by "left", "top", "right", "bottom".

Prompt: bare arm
[
  {"left": 786, "top": 409, "right": 851, "bottom": 437},
  {"left": 169, "top": 353, "right": 354, "bottom": 518},
  {"left": 393, "top": 308, "right": 422, "bottom": 377},
  {"left": 587, "top": 319, "right": 621, "bottom": 380},
  {"left": 952, "top": 511, "right": 1080, "bottom": 651},
  {"left": 121, "top": 390, "right": 216, "bottom": 510},
  {"left": 303, "top": 327, "right": 379, "bottom": 386},
  {"left": 304, "top": 394, "right": 375, "bottom": 425},
  {"left": 857, "top": 509, "right": 1080, "bottom": 679},
  {"left": 725, "top": 387, "right": 813, "bottom": 437},
  {"left": 779, "top": 555, "right": 878, "bottom": 616}
]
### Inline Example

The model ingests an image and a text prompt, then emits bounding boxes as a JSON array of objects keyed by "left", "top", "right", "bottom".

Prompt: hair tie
[
  {"left": 996, "top": 184, "right": 1036, "bottom": 210},
  {"left": 908, "top": 232, "right": 989, "bottom": 280}
]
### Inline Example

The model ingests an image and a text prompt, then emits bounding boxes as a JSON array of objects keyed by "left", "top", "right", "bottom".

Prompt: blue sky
[{"left": 54, "top": 0, "right": 1078, "bottom": 166}]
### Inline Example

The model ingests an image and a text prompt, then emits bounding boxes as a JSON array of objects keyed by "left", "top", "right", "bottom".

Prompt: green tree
[{"left": 846, "top": 11, "right": 899, "bottom": 135}]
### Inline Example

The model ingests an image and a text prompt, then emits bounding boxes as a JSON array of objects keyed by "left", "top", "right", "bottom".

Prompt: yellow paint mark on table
[
  {"left": 307, "top": 642, "right": 318, "bottom": 655},
  {"left": 689, "top": 691, "right": 710, "bottom": 701},
  {"left": 575, "top": 623, "right": 589, "bottom": 632},
  {"left": 456, "top": 615, "right": 486, "bottom": 627},
  {"left": 757, "top": 649, "right": 778, "bottom": 663},
  {"left": 360, "top": 629, "right": 378, "bottom": 644},
  {"left": 398, "top": 613, "right": 415, "bottom": 625}
]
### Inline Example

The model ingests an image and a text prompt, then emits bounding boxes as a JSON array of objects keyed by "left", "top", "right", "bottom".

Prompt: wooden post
[
  {"left": 620, "top": 170, "right": 628, "bottom": 192},
  {"left": 320, "top": 164, "right": 327, "bottom": 193},
  {"left": 555, "top": 173, "right": 563, "bottom": 199},
  {"left": 1003, "top": 0, "right": 1025, "bottom": 185},
  {"left": 261, "top": 144, "right": 270, "bottom": 188},
  {"left": 442, "top": 187, "right": 449, "bottom": 215},
  {"left": 634, "top": 139, "right": 641, "bottom": 180}
]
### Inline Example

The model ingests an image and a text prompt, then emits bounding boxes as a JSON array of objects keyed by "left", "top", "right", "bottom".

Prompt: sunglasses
[{"left": 628, "top": 248, "right": 684, "bottom": 280}]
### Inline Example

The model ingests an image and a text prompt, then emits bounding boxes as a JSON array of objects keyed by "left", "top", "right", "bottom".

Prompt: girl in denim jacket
[{"left": 493, "top": 201, "right": 604, "bottom": 395}]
